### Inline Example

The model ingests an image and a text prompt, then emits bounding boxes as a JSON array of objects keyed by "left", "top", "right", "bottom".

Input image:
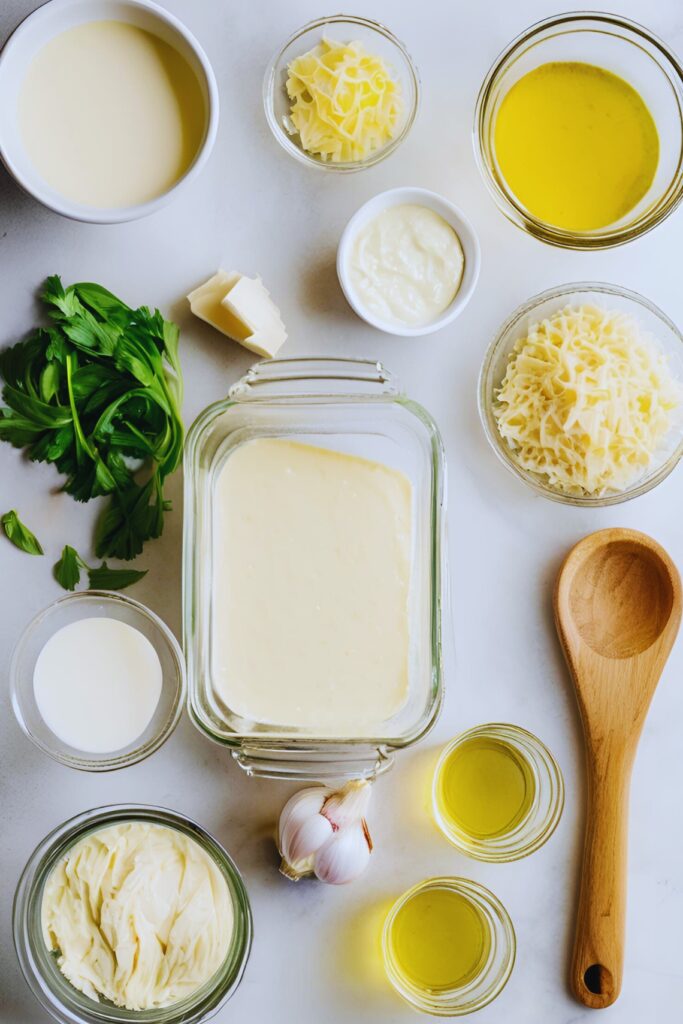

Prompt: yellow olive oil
[
  {"left": 494, "top": 61, "right": 659, "bottom": 231},
  {"left": 389, "top": 886, "right": 490, "bottom": 991},
  {"left": 435, "top": 736, "right": 535, "bottom": 839}
]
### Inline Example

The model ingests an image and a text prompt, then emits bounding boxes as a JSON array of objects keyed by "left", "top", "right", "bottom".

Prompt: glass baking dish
[{"left": 183, "top": 358, "right": 446, "bottom": 780}]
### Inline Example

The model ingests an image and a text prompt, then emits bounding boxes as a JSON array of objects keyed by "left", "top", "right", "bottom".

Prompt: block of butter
[{"left": 187, "top": 270, "right": 287, "bottom": 358}]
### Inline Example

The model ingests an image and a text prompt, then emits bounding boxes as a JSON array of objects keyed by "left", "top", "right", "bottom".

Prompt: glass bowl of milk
[
  {"left": 183, "top": 357, "right": 447, "bottom": 781},
  {"left": 0, "top": 0, "right": 218, "bottom": 223},
  {"left": 10, "top": 590, "right": 186, "bottom": 770}
]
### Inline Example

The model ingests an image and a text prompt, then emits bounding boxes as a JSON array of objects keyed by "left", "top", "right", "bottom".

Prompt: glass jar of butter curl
[{"left": 13, "top": 805, "right": 253, "bottom": 1024}]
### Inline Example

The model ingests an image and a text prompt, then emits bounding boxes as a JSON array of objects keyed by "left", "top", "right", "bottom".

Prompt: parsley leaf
[
  {"left": 87, "top": 562, "right": 147, "bottom": 590},
  {"left": 1, "top": 510, "right": 44, "bottom": 555},
  {"left": 54, "top": 545, "right": 84, "bottom": 590},
  {"left": 53, "top": 545, "right": 147, "bottom": 592},
  {"left": 0, "top": 276, "right": 184, "bottom": 562}
]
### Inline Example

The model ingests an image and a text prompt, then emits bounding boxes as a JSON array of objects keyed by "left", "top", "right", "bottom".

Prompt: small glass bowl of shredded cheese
[
  {"left": 479, "top": 283, "right": 683, "bottom": 505},
  {"left": 263, "top": 15, "right": 419, "bottom": 171}
]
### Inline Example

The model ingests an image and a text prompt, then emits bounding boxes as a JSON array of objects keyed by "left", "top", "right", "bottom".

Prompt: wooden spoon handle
[{"left": 572, "top": 745, "right": 633, "bottom": 1008}]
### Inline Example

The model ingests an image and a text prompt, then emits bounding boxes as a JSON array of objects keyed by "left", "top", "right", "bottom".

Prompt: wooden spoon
[{"left": 554, "top": 528, "right": 681, "bottom": 1009}]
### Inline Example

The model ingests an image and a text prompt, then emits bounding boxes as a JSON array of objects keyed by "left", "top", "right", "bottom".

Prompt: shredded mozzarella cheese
[
  {"left": 286, "top": 37, "right": 402, "bottom": 163},
  {"left": 493, "top": 304, "right": 682, "bottom": 496}
]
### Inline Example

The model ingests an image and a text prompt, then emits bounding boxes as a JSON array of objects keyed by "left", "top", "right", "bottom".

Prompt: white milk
[{"left": 33, "top": 617, "right": 162, "bottom": 752}]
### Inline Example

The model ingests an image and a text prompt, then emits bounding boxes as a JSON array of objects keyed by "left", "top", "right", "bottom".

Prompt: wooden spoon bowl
[{"left": 554, "top": 528, "right": 681, "bottom": 1009}]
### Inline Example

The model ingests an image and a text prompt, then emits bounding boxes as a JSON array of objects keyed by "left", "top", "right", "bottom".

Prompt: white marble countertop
[{"left": 1, "top": 1, "right": 682, "bottom": 1021}]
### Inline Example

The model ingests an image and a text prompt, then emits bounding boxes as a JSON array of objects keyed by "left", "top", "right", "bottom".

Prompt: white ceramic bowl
[
  {"left": 337, "top": 187, "right": 481, "bottom": 336},
  {"left": 0, "top": 0, "right": 219, "bottom": 223}
]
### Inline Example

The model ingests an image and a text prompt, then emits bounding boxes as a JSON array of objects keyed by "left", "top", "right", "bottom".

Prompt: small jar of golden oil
[
  {"left": 433, "top": 723, "right": 564, "bottom": 862},
  {"left": 382, "top": 877, "right": 515, "bottom": 1015}
]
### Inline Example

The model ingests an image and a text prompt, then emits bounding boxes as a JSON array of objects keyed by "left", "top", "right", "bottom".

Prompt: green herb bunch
[{"left": 0, "top": 277, "right": 183, "bottom": 560}]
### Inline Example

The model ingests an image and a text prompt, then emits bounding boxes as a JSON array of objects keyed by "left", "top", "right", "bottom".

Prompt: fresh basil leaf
[
  {"left": 39, "top": 361, "right": 62, "bottom": 402},
  {"left": 87, "top": 561, "right": 147, "bottom": 591},
  {"left": 27, "top": 424, "right": 74, "bottom": 464},
  {"left": 53, "top": 544, "right": 83, "bottom": 590},
  {"left": 45, "top": 328, "right": 68, "bottom": 365},
  {"left": 69, "top": 364, "right": 122, "bottom": 400},
  {"left": 0, "top": 410, "right": 49, "bottom": 447},
  {"left": 42, "top": 275, "right": 81, "bottom": 319},
  {"left": 94, "top": 480, "right": 155, "bottom": 560},
  {"left": 73, "top": 282, "right": 131, "bottom": 325},
  {"left": 2, "top": 384, "right": 71, "bottom": 426},
  {"left": 1, "top": 510, "right": 44, "bottom": 555}
]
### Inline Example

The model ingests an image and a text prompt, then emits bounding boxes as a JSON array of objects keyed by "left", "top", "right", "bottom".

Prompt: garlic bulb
[{"left": 277, "top": 780, "right": 373, "bottom": 884}]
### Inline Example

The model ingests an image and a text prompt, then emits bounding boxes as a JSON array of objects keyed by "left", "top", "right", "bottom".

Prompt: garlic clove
[
  {"left": 313, "top": 823, "right": 372, "bottom": 885},
  {"left": 321, "top": 779, "right": 372, "bottom": 830},
  {"left": 278, "top": 787, "right": 328, "bottom": 850},
  {"left": 281, "top": 812, "right": 335, "bottom": 879},
  {"left": 278, "top": 787, "right": 332, "bottom": 881}
]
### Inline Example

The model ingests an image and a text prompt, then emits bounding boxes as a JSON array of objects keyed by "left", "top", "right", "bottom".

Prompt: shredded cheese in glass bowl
[
  {"left": 263, "top": 16, "right": 419, "bottom": 172},
  {"left": 286, "top": 38, "right": 403, "bottom": 163},
  {"left": 479, "top": 284, "right": 683, "bottom": 505}
]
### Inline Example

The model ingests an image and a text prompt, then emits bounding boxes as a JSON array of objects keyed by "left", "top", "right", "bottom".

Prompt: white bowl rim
[
  {"left": 336, "top": 186, "right": 481, "bottom": 337},
  {"left": 0, "top": 0, "right": 219, "bottom": 224}
]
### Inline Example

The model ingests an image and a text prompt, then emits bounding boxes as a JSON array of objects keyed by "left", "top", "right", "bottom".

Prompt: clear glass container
[
  {"left": 474, "top": 12, "right": 683, "bottom": 249},
  {"left": 479, "top": 282, "right": 683, "bottom": 506},
  {"left": 13, "top": 804, "right": 253, "bottom": 1024},
  {"left": 432, "top": 724, "right": 564, "bottom": 862},
  {"left": 10, "top": 591, "right": 186, "bottom": 771},
  {"left": 183, "top": 358, "right": 446, "bottom": 780},
  {"left": 263, "top": 15, "right": 420, "bottom": 172},
  {"left": 382, "top": 877, "right": 516, "bottom": 1016}
]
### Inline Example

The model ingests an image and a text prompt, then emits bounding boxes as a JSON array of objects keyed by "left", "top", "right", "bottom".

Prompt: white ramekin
[
  {"left": 337, "top": 186, "right": 481, "bottom": 337},
  {"left": 0, "top": 0, "right": 219, "bottom": 223}
]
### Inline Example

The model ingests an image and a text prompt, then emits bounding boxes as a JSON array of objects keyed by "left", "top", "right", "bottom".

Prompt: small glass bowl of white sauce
[
  {"left": 10, "top": 591, "right": 186, "bottom": 771},
  {"left": 337, "top": 187, "right": 481, "bottom": 336}
]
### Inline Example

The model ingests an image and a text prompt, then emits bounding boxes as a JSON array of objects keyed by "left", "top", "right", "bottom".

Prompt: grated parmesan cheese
[
  {"left": 285, "top": 37, "right": 402, "bottom": 163},
  {"left": 493, "top": 304, "right": 682, "bottom": 496}
]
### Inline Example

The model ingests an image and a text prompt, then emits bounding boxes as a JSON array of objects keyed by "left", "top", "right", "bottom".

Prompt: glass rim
[
  {"left": 9, "top": 590, "right": 186, "bottom": 772},
  {"left": 473, "top": 10, "right": 683, "bottom": 249},
  {"left": 432, "top": 723, "right": 565, "bottom": 863},
  {"left": 13, "top": 803, "right": 253, "bottom": 1024},
  {"left": 262, "top": 13, "right": 420, "bottom": 173},
  {"left": 478, "top": 281, "right": 683, "bottom": 507},
  {"left": 382, "top": 876, "right": 516, "bottom": 1016}
]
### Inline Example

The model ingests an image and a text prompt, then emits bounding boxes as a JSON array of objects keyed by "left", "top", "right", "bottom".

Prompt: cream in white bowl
[
  {"left": 0, "top": 0, "right": 219, "bottom": 223},
  {"left": 337, "top": 187, "right": 480, "bottom": 336}
]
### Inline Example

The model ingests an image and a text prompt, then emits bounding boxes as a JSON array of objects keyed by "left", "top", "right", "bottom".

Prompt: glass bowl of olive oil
[
  {"left": 474, "top": 12, "right": 683, "bottom": 249},
  {"left": 382, "top": 877, "right": 515, "bottom": 1015},
  {"left": 433, "top": 724, "right": 564, "bottom": 862}
]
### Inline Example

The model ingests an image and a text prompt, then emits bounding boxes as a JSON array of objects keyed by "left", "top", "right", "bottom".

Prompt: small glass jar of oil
[
  {"left": 382, "top": 877, "right": 515, "bottom": 1015},
  {"left": 433, "top": 723, "right": 564, "bottom": 862}
]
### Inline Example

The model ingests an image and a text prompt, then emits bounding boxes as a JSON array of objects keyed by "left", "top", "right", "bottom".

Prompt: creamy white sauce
[
  {"left": 212, "top": 439, "right": 412, "bottom": 734},
  {"left": 42, "top": 822, "right": 233, "bottom": 1010},
  {"left": 33, "top": 617, "right": 162, "bottom": 752},
  {"left": 349, "top": 203, "right": 465, "bottom": 326},
  {"left": 19, "top": 20, "right": 205, "bottom": 208}
]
